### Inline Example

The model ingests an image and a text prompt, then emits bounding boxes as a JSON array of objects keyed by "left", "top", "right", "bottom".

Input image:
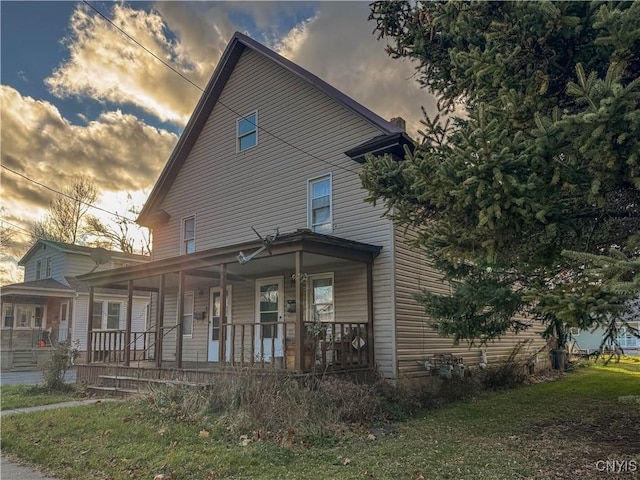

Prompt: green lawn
[
  {"left": 2, "top": 360, "right": 639, "bottom": 480},
  {"left": 1, "top": 385, "right": 79, "bottom": 411}
]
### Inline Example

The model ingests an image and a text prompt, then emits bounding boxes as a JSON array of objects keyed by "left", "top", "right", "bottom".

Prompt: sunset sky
[{"left": 1, "top": 1, "right": 435, "bottom": 283}]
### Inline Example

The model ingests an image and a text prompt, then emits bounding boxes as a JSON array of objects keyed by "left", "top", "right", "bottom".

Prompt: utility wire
[
  {"left": 1, "top": 219, "right": 34, "bottom": 237},
  {"left": 81, "top": 0, "right": 362, "bottom": 176},
  {"left": 1, "top": 165, "right": 137, "bottom": 223}
]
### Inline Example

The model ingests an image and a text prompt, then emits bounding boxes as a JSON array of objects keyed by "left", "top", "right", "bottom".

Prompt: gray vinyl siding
[
  {"left": 152, "top": 48, "right": 396, "bottom": 377},
  {"left": 24, "top": 247, "right": 66, "bottom": 282},
  {"left": 394, "top": 227, "right": 549, "bottom": 378},
  {"left": 64, "top": 254, "right": 100, "bottom": 278},
  {"left": 73, "top": 294, "right": 149, "bottom": 352}
]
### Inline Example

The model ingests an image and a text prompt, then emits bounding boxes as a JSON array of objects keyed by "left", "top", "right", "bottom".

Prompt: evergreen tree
[{"left": 363, "top": 1, "right": 640, "bottom": 349}]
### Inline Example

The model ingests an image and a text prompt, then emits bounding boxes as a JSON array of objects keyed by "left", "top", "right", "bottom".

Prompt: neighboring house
[
  {"left": 570, "top": 300, "right": 640, "bottom": 356},
  {"left": 0, "top": 239, "right": 149, "bottom": 370},
  {"left": 78, "top": 32, "right": 549, "bottom": 380}
]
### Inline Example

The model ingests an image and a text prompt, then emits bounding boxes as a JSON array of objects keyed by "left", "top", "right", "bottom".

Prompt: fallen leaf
[
  {"left": 153, "top": 475, "right": 165, "bottom": 480},
  {"left": 94, "top": 400, "right": 102, "bottom": 407},
  {"left": 342, "top": 458, "right": 351, "bottom": 466},
  {"left": 206, "top": 471, "right": 217, "bottom": 480},
  {"left": 199, "top": 429, "right": 210, "bottom": 438},
  {"left": 157, "top": 428, "right": 166, "bottom": 436},
  {"left": 367, "top": 433, "right": 376, "bottom": 441},
  {"left": 102, "top": 429, "right": 112, "bottom": 436}
]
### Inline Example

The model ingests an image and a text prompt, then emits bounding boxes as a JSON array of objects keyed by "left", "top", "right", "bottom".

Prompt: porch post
[
  {"left": 124, "top": 279, "right": 133, "bottom": 366},
  {"left": 219, "top": 263, "right": 227, "bottom": 364},
  {"left": 295, "top": 251, "right": 303, "bottom": 371},
  {"left": 155, "top": 274, "right": 165, "bottom": 368},
  {"left": 176, "top": 271, "right": 185, "bottom": 369},
  {"left": 366, "top": 262, "right": 375, "bottom": 368},
  {"left": 86, "top": 286, "right": 94, "bottom": 364}
]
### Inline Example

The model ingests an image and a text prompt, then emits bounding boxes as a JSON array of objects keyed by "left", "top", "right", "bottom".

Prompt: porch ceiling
[{"left": 78, "top": 230, "right": 381, "bottom": 291}]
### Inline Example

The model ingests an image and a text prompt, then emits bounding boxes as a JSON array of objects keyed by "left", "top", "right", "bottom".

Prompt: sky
[{"left": 1, "top": 1, "right": 435, "bottom": 284}]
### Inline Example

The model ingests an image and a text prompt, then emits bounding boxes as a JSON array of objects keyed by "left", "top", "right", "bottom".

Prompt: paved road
[{"left": 0, "top": 368, "right": 76, "bottom": 386}]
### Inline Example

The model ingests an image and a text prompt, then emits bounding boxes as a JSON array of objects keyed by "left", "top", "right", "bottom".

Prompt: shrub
[{"left": 41, "top": 340, "right": 78, "bottom": 391}]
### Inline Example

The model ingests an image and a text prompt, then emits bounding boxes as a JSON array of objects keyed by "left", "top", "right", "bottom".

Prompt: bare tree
[
  {"left": 31, "top": 176, "right": 98, "bottom": 244},
  {"left": 86, "top": 197, "right": 151, "bottom": 255}
]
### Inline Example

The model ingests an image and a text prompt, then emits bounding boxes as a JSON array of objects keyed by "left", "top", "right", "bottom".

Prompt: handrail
[{"left": 136, "top": 324, "right": 179, "bottom": 368}]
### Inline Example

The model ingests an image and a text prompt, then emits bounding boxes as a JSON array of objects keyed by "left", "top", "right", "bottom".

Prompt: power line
[
  {"left": 1, "top": 219, "right": 34, "bottom": 237},
  {"left": 1, "top": 165, "right": 137, "bottom": 223},
  {"left": 81, "top": 1, "right": 362, "bottom": 176}
]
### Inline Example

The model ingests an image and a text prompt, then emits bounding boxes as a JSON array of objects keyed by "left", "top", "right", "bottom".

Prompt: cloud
[
  {"left": 45, "top": 3, "right": 216, "bottom": 125},
  {"left": 275, "top": 2, "right": 432, "bottom": 139},
  {"left": 0, "top": 85, "right": 177, "bottom": 220}
]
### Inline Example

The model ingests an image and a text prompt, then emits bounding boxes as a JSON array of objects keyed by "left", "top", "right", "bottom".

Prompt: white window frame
[
  {"left": 307, "top": 273, "right": 335, "bottom": 323},
  {"left": 13, "top": 304, "right": 45, "bottom": 329},
  {"left": 92, "top": 301, "right": 122, "bottom": 330},
  {"left": 35, "top": 260, "right": 42, "bottom": 280},
  {"left": 46, "top": 257, "right": 52, "bottom": 278},
  {"left": 182, "top": 292, "right": 194, "bottom": 338},
  {"left": 308, "top": 173, "right": 333, "bottom": 233},
  {"left": 3, "top": 304, "right": 14, "bottom": 328},
  {"left": 181, "top": 215, "right": 196, "bottom": 254},
  {"left": 237, "top": 110, "right": 258, "bottom": 152}
]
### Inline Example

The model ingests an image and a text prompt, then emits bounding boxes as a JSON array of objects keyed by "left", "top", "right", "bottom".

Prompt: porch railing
[
  {"left": 223, "top": 320, "right": 370, "bottom": 372},
  {"left": 89, "top": 330, "right": 155, "bottom": 363},
  {"left": 0, "top": 327, "right": 68, "bottom": 349}
]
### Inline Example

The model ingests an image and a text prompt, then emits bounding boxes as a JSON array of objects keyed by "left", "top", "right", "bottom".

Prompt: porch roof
[
  {"left": 78, "top": 230, "right": 382, "bottom": 290},
  {"left": 0, "top": 278, "right": 74, "bottom": 299}
]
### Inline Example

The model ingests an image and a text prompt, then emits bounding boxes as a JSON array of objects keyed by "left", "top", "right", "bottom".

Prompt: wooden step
[{"left": 86, "top": 385, "right": 139, "bottom": 397}]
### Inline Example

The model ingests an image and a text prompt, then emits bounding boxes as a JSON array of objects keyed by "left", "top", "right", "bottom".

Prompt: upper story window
[
  {"left": 46, "top": 257, "right": 52, "bottom": 278},
  {"left": 308, "top": 174, "right": 333, "bottom": 233},
  {"left": 182, "top": 216, "right": 195, "bottom": 254},
  {"left": 36, "top": 260, "right": 42, "bottom": 280},
  {"left": 237, "top": 111, "right": 257, "bottom": 152}
]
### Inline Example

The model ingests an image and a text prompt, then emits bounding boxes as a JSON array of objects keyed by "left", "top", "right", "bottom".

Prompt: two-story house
[
  {"left": 78, "top": 32, "right": 549, "bottom": 381},
  {"left": 0, "top": 239, "right": 149, "bottom": 370}
]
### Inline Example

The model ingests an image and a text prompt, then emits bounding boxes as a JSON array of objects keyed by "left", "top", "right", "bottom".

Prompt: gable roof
[
  {"left": 137, "top": 31, "right": 404, "bottom": 227},
  {"left": 19, "top": 239, "right": 149, "bottom": 266}
]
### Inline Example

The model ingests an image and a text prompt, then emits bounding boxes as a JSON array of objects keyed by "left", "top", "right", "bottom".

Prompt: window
[
  {"left": 92, "top": 301, "right": 121, "bottom": 330},
  {"left": 308, "top": 274, "right": 334, "bottom": 322},
  {"left": 36, "top": 260, "right": 42, "bottom": 280},
  {"left": 46, "top": 257, "right": 52, "bottom": 278},
  {"left": 308, "top": 175, "right": 332, "bottom": 233},
  {"left": 182, "top": 216, "right": 195, "bottom": 254},
  {"left": 183, "top": 292, "right": 194, "bottom": 337},
  {"left": 13, "top": 305, "right": 44, "bottom": 328},
  {"left": 3, "top": 304, "right": 13, "bottom": 328},
  {"left": 237, "top": 111, "right": 257, "bottom": 152}
]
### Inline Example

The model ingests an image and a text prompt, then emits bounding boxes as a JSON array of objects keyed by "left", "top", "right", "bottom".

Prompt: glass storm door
[
  {"left": 59, "top": 302, "right": 70, "bottom": 341},
  {"left": 208, "top": 288, "right": 231, "bottom": 362},
  {"left": 255, "top": 277, "right": 284, "bottom": 361}
]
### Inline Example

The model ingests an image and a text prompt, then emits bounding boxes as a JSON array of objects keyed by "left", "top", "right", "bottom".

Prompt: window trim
[
  {"left": 181, "top": 215, "right": 196, "bottom": 255},
  {"left": 92, "top": 300, "right": 122, "bottom": 331},
  {"left": 182, "top": 291, "right": 194, "bottom": 338},
  {"left": 46, "top": 257, "right": 52, "bottom": 278},
  {"left": 236, "top": 110, "right": 258, "bottom": 152},
  {"left": 35, "top": 260, "right": 42, "bottom": 280},
  {"left": 307, "top": 173, "right": 333, "bottom": 234},
  {"left": 307, "top": 272, "right": 335, "bottom": 323},
  {"left": 11, "top": 304, "right": 45, "bottom": 329}
]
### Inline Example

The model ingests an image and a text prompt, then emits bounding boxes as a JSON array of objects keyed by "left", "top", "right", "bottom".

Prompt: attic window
[{"left": 237, "top": 111, "right": 257, "bottom": 152}]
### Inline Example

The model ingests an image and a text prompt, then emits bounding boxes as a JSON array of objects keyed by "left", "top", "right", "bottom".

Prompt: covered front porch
[{"left": 79, "top": 230, "right": 381, "bottom": 375}]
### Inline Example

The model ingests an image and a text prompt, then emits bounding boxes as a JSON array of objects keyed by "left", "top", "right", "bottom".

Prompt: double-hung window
[
  {"left": 308, "top": 174, "right": 332, "bottom": 233},
  {"left": 182, "top": 292, "right": 194, "bottom": 337},
  {"left": 237, "top": 111, "right": 257, "bottom": 152},
  {"left": 308, "top": 274, "right": 334, "bottom": 323},
  {"left": 92, "top": 301, "right": 121, "bottom": 330},
  {"left": 46, "top": 257, "right": 52, "bottom": 278},
  {"left": 35, "top": 260, "right": 42, "bottom": 280},
  {"left": 182, "top": 216, "right": 195, "bottom": 254}
]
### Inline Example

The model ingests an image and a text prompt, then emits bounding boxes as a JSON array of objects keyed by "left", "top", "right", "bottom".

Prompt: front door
[
  {"left": 208, "top": 287, "right": 231, "bottom": 362},
  {"left": 59, "top": 302, "right": 70, "bottom": 341},
  {"left": 255, "top": 277, "right": 284, "bottom": 361}
]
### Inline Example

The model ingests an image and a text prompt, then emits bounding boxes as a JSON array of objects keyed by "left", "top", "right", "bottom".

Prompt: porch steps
[
  {"left": 12, "top": 350, "right": 37, "bottom": 370},
  {"left": 87, "top": 375, "right": 199, "bottom": 397}
]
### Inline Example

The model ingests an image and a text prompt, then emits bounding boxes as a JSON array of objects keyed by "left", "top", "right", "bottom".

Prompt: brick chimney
[{"left": 390, "top": 116, "right": 406, "bottom": 132}]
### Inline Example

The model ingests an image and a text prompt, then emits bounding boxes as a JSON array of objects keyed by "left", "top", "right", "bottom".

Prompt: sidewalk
[{"left": 1, "top": 399, "right": 117, "bottom": 479}]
